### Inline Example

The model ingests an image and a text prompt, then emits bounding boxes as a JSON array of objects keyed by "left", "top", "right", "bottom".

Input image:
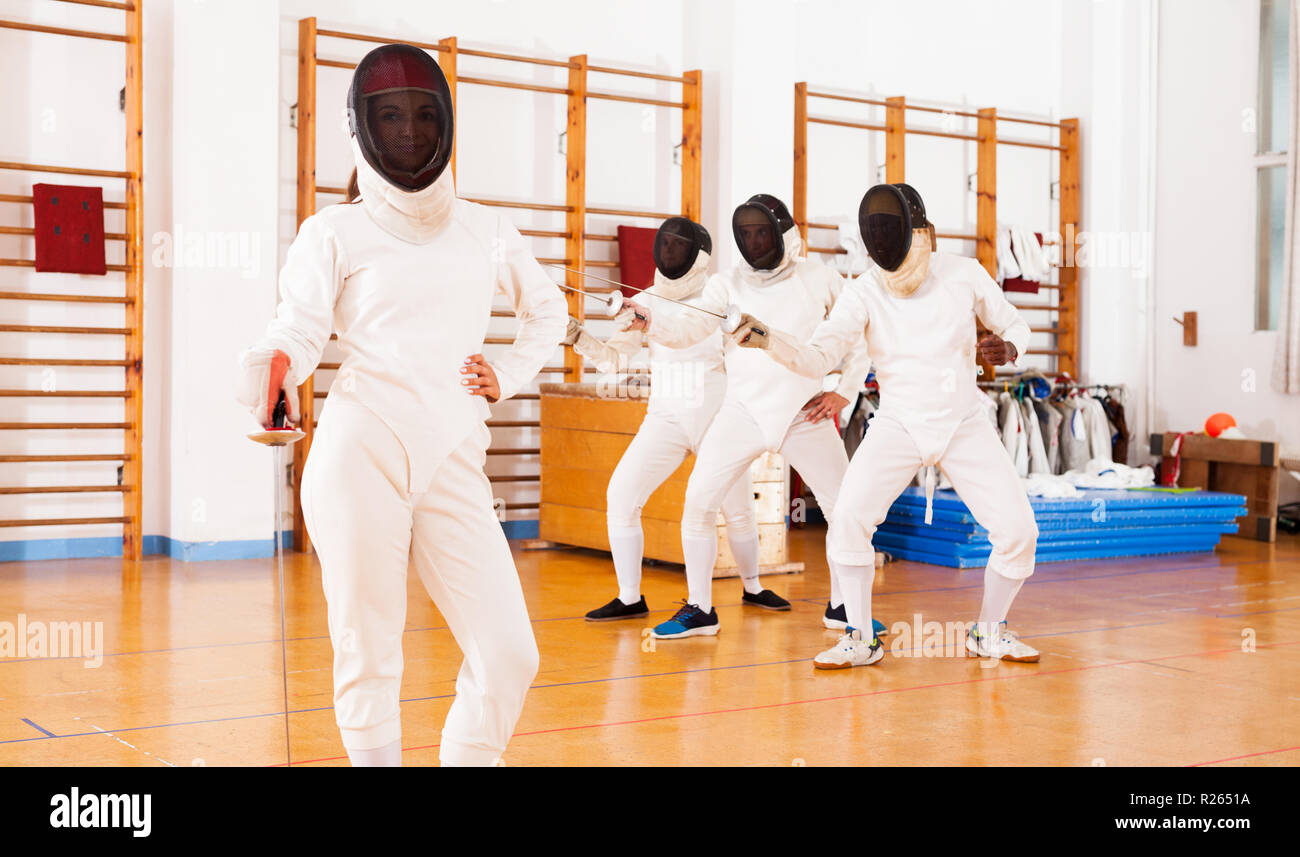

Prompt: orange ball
[{"left": 1205, "top": 412, "right": 1237, "bottom": 437}]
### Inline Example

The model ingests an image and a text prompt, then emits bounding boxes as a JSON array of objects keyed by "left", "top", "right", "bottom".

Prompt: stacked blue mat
[{"left": 875, "top": 486, "right": 1248, "bottom": 568}]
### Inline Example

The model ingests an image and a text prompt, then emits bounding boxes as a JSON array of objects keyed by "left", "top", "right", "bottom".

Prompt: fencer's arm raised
[
  {"left": 731, "top": 282, "right": 870, "bottom": 381},
  {"left": 490, "top": 217, "right": 569, "bottom": 400},
  {"left": 970, "top": 262, "right": 1030, "bottom": 364},
  {"left": 566, "top": 312, "right": 643, "bottom": 375},
  {"left": 258, "top": 215, "right": 348, "bottom": 386},
  {"left": 642, "top": 273, "right": 728, "bottom": 349}
]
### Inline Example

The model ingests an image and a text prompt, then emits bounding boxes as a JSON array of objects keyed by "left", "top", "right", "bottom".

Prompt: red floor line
[
  {"left": 1187, "top": 744, "right": 1300, "bottom": 767},
  {"left": 507, "top": 639, "right": 1300, "bottom": 741}
]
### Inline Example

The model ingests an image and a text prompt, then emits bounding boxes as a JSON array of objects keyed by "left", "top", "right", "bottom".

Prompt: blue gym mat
[
  {"left": 880, "top": 539, "right": 1224, "bottom": 569},
  {"left": 877, "top": 520, "right": 1240, "bottom": 544},
  {"left": 885, "top": 502, "right": 1249, "bottom": 534},
  {"left": 875, "top": 486, "right": 1248, "bottom": 569}
]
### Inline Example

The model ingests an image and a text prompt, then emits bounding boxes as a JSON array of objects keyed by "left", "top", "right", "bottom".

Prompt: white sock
[
  {"left": 681, "top": 530, "right": 717, "bottom": 613},
  {"left": 347, "top": 738, "right": 402, "bottom": 767},
  {"left": 833, "top": 562, "right": 873, "bottom": 635},
  {"left": 727, "top": 529, "right": 762, "bottom": 594},
  {"left": 608, "top": 524, "right": 644, "bottom": 605},
  {"left": 977, "top": 567, "right": 1025, "bottom": 638},
  {"left": 827, "top": 557, "right": 844, "bottom": 609}
]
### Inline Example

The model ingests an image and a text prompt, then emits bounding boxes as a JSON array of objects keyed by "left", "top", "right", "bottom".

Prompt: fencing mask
[
  {"left": 859, "top": 183, "right": 934, "bottom": 297},
  {"left": 654, "top": 217, "right": 712, "bottom": 280},
  {"left": 732, "top": 194, "right": 796, "bottom": 271},
  {"left": 347, "top": 44, "right": 455, "bottom": 192}
]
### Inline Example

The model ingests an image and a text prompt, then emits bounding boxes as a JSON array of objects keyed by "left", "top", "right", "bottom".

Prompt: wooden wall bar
[
  {"left": 292, "top": 16, "right": 318, "bottom": 552},
  {"left": 794, "top": 84, "right": 1081, "bottom": 383},
  {"left": 0, "top": 1, "right": 145, "bottom": 557}
]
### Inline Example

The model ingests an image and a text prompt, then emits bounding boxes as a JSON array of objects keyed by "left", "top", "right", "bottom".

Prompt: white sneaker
[
  {"left": 813, "top": 628, "right": 884, "bottom": 670},
  {"left": 966, "top": 622, "right": 1039, "bottom": 663}
]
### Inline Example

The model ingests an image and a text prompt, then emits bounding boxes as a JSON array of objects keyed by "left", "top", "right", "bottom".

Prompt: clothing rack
[
  {"left": 977, "top": 372, "right": 1128, "bottom": 402},
  {"left": 0, "top": 0, "right": 146, "bottom": 559},
  {"left": 792, "top": 84, "right": 1081, "bottom": 381},
  {"left": 293, "top": 18, "right": 701, "bottom": 551}
]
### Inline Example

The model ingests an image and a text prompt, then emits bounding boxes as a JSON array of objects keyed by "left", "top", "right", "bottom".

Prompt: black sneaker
[
  {"left": 585, "top": 596, "right": 649, "bottom": 622},
  {"left": 823, "top": 601, "right": 848, "bottom": 630},
  {"left": 823, "top": 602, "right": 888, "bottom": 636},
  {"left": 742, "top": 589, "right": 791, "bottom": 611},
  {"left": 651, "top": 601, "right": 721, "bottom": 639}
]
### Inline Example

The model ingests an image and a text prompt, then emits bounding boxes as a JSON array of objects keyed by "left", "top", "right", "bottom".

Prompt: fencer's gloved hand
[
  {"left": 562, "top": 316, "right": 584, "bottom": 346},
  {"left": 618, "top": 301, "right": 650, "bottom": 332},
  {"left": 977, "top": 334, "right": 1017, "bottom": 366},
  {"left": 729, "top": 314, "right": 770, "bottom": 349},
  {"left": 237, "top": 347, "right": 300, "bottom": 429}
]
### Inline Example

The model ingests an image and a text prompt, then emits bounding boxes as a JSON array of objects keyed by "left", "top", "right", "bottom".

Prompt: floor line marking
[{"left": 20, "top": 718, "right": 54, "bottom": 738}]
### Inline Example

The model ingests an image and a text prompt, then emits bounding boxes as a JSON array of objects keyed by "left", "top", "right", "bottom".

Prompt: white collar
[
  {"left": 649, "top": 250, "right": 710, "bottom": 301},
  {"left": 351, "top": 135, "right": 455, "bottom": 244}
]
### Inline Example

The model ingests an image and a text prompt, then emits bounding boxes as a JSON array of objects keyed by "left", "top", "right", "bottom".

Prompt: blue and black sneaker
[
  {"left": 651, "top": 601, "right": 720, "bottom": 639},
  {"left": 823, "top": 602, "right": 888, "bottom": 637}
]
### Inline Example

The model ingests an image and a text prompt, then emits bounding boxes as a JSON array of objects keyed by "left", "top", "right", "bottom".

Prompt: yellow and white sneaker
[
  {"left": 813, "top": 627, "right": 884, "bottom": 670},
  {"left": 966, "top": 622, "right": 1039, "bottom": 663}
]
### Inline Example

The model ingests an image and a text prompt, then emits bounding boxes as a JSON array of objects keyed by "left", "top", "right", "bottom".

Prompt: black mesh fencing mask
[
  {"left": 653, "top": 217, "right": 711, "bottom": 280},
  {"left": 732, "top": 194, "right": 795, "bottom": 270},
  {"left": 859, "top": 183, "right": 931, "bottom": 271},
  {"left": 347, "top": 44, "right": 455, "bottom": 192}
]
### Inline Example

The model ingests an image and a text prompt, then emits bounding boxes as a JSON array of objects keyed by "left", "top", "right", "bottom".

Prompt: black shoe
[
  {"left": 585, "top": 595, "right": 649, "bottom": 622},
  {"left": 823, "top": 601, "right": 848, "bottom": 630},
  {"left": 742, "top": 589, "right": 791, "bottom": 611},
  {"left": 823, "top": 601, "right": 888, "bottom": 635}
]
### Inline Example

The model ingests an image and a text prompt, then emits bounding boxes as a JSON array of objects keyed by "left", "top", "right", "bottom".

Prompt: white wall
[{"left": 1154, "top": 0, "right": 1300, "bottom": 502}]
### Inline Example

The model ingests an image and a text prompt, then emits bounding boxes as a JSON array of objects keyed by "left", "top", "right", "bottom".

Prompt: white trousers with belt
[
  {"left": 301, "top": 398, "right": 538, "bottom": 766},
  {"left": 827, "top": 410, "right": 1038, "bottom": 579}
]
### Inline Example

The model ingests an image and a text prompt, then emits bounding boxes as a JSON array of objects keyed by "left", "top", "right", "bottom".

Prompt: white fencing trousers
[
  {"left": 301, "top": 398, "right": 539, "bottom": 767},
  {"left": 606, "top": 413, "right": 758, "bottom": 602},
  {"left": 681, "top": 400, "right": 850, "bottom": 607},
  {"left": 828, "top": 410, "right": 1038, "bottom": 580}
]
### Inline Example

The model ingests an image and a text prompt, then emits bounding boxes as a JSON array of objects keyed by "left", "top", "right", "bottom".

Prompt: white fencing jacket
[
  {"left": 765, "top": 252, "right": 1030, "bottom": 465},
  {"left": 257, "top": 142, "right": 567, "bottom": 491},
  {"left": 574, "top": 254, "right": 727, "bottom": 447},
  {"left": 648, "top": 229, "right": 871, "bottom": 451}
]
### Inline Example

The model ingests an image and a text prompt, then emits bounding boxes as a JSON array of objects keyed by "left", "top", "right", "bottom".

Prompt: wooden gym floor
[{"left": 1, "top": 526, "right": 1297, "bottom": 767}]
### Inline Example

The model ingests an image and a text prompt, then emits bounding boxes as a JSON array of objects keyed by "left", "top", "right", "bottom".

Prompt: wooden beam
[
  {"left": 681, "top": 70, "right": 702, "bottom": 222},
  {"left": 885, "top": 96, "right": 906, "bottom": 182},
  {"left": 293, "top": 17, "right": 317, "bottom": 554},
  {"left": 1058, "top": 118, "right": 1080, "bottom": 378},
  {"left": 439, "top": 37, "right": 458, "bottom": 182},
  {"left": 975, "top": 107, "right": 998, "bottom": 382},
  {"left": 122, "top": 0, "right": 144, "bottom": 561},
  {"left": 793, "top": 82, "right": 807, "bottom": 245},
  {"left": 564, "top": 55, "right": 588, "bottom": 381}
]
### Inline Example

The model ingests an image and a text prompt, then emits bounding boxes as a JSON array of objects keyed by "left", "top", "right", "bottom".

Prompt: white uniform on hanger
[
  {"left": 648, "top": 228, "right": 870, "bottom": 615},
  {"left": 252, "top": 138, "right": 566, "bottom": 766},
  {"left": 572, "top": 254, "right": 760, "bottom": 607},
  {"left": 754, "top": 251, "right": 1038, "bottom": 638}
]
